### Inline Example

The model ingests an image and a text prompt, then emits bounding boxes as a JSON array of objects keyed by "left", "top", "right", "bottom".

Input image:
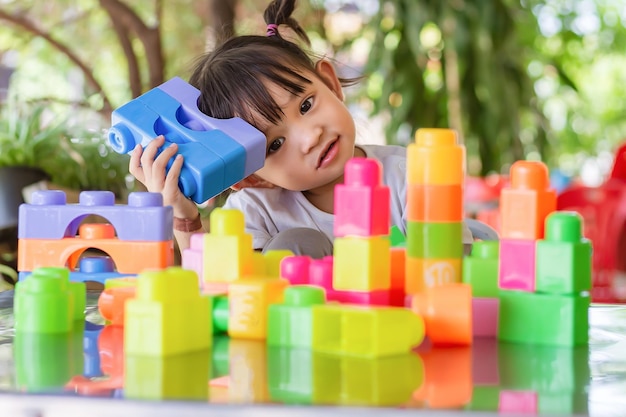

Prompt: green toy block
[
  {"left": 406, "top": 221, "right": 464, "bottom": 259},
  {"left": 209, "top": 294, "right": 229, "bottom": 334},
  {"left": 389, "top": 225, "right": 406, "bottom": 247},
  {"left": 267, "top": 286, "right": 326, "bottom": 348},
  {"left": 498, "top": 291, "right": 589, "bottom": 347},
  {"left": 14, "top": 267, "right": 85, "bottom": 333},
  {"left": 462, "top": 240, "right": 499, "bottom": 297},
  {"left": 466, "top": 386, "right": 500, "bottom": 411},
  {"left": 536, "top": 212, "right": 592, "bottom": 294},
  {"left": 125, "top": 267, "right": 211, "bottom": 356},
  {"left": 125, "top": 349, "right": 211, "bottom": 401},
  {"left": 211, "top": 335, "right": 230, "bottom": 378},
  {"left": 311, "top": 304, "right": 424, "bottom": 357}
]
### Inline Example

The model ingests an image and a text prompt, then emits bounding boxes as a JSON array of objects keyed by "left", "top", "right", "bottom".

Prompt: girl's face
[{"left": 251, "top": 60, "right": 357, "bottom": 193}]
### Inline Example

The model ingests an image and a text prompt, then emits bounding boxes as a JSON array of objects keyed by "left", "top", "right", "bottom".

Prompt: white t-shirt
[{"left": 222, "top": 144, "right": 473, "bottom": 250}]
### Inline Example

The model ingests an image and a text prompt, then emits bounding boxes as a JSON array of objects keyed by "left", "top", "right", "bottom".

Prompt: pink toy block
[
  {"left": 181, "top": 233, "right": 205, "bottom": 286},
  {"left": 309, "top": 257, "right": 333, "bottom": 291},
  {"left": 498, "top": 238, "right": 536, "bottom": 292},
  {"left": 328, "top": 289, "right": 390, "bottom": 306},
  {"left": 472, "top": 297, "right": 499, "bottom": 338},
  {"left": 280, "top": 255, "right": 312, "bottom": 285},
  {"left": 472, "top": 338, "right": 499, "bottom": 385},
  {"left": 334, "top": 158, "right": 390, "bottom": 237},
  {"left": 498, "top": 390, "right": 538, "bottom": 414}
]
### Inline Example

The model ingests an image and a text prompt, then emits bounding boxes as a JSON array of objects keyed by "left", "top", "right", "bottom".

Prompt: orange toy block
[
  {"left": 228, "top": 277, "right": 289, "bottom": 340},
  {"left": 407, "top": 184, "right": 464, "bottom": 222},
  {"left": 412, "top": 346, "right": 472, "bottom": 408},
  {"left": 18, "top": 224, "right": 173, "bottom": 273},
  {"left": 201, "top": 208, "right": 255, "bottom": 284},
  {"left": 499, "top": 161, "right": 557, "bottom": 240},
  {"left": 405, "top": 256, "right": 462, "bottom": 295},
  {"left": 389, "top": 247, "right": 407, "bottom": 307},
  {"left": 411, "top": 283, "right": 472, "bottom": 346},
  {"left": 407, "top": 129, "right": 465, "bottom": 186},
  {"left": 98, "top": 286, "right": 137, "bottom": 326},
  {"left": 228, "top": 339, "right": 269, "bottom": 403},
  {"left": 333, "top": 236, "right": 390, "bottom": 292}
]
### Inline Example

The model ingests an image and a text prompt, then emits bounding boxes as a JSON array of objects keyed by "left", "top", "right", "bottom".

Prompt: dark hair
[{"left": 189, "top": 0, "right": 358, "bottom": 129}]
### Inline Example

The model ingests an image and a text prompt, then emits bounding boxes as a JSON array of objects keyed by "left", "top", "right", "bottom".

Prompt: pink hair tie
[{"left": 266, "top": 23, "right": 279, "bottom": 37}]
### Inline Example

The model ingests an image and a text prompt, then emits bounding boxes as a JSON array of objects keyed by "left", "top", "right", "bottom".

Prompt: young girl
[{"left": 129, "top": 0, "right": 476, "bottom": 258}]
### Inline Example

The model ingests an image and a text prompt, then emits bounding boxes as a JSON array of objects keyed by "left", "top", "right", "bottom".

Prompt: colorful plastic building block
[
  {"left": 227, "top": 339, "right": 270, "bottom": 402},
  {"left": 498, "top": 390, "right": 538, "bottom": 414},
  {"left": 18, "top": 190, "right": 172, "bottom": 241},
  {"left": 499, "top": 161, "right": 556, "bottom": 240},
  {"left": 124, "top": 267, "right": 211, "bottom": 356},
  {"left": 333, "top": 235, "right": 390, "bottom": 291},
  {"left": 498, "top": 238, "right": 536, "bottom": 292},
  {"left": 462, "top": 240, "right": 499, "bottom": 297},
  {"left": 536, "top": 211, "right": 592, "bottom": 294},
  {"left": 108, "top": 77, "right": 266, "bottom": 203},
  {"left": 83, "top": 322, "right": 104, "bottom": 378},
  {"left": 14, "top": 267, "right": 85, "bottom": 333},
  {"left": 228, "top": 276, "right": 289, "bottom": 340},
  {"left": 405, "top": 129, "right": 465, "bottom": 295},
  {"left": 311, "top": 304, "right": 424, "bottom": 357},
  {"left": 68, "top": 256, "right": 134, "bottom": 285},
  {"left": 98, "top": 285, "right": 137, "bottom": 326},
  {"left": 280, "top": 255, "right": 313, "bottom": 285},
  {"left": 389, "top": 247, "right": 407, "bottom": 307},
  {"left": 334, "top": 158, "right": 390, "bottom": 237},
  {"left": 411, "top": 283, "right": 472, "bottom": 346},
  {"left": 267, "top": 286, "right": 326, "bottom": 348},
  {"left": 472, "top": 297, "right": 499, "bottom": 338}
]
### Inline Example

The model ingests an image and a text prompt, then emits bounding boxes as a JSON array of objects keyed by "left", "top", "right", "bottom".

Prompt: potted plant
[{"left": 0, "top": 101, "right": 131, "bottom": 284}]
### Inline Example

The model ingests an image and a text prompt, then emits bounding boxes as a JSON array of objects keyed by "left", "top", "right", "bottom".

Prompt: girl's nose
[{"left": 299, "top": 125, "right": 323, "bottom": 154}]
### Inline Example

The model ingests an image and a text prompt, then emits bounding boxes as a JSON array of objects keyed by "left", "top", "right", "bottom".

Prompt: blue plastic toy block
[
  {"left": 108, "top": 77, "right": 266, "bottom": 204},
  {"left": 18, "top": 190, "right": 173, "bottom": 241}
]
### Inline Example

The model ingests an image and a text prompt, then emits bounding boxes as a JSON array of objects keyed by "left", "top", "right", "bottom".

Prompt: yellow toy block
[
  {"left": 407, "top": 128, "right": 466, "bottom": 186},
  {"left": 104, "top": 277, "right": 137, "bottom": 290},
  {"left": 228, "top": 277, "right": 289, "bottom": 340},
  {"left": 311, "top": 304, "right": 424, "bottom": 357},
  {"left": 405, "top": 256, "right": 462, "bottom": 295},
  {"left": 228, "top": 339, "right": 269, "bottom": 403},
  {"left": 202, "top": 208, "right": 254, "bottom": 284},
  {"left": 124, "top": 349, "right": 210, "bottom": 401},
  {"left": 263, "top": 249, "right": 294, "bottom": 278},
  {"left": 124, "top": 267, "right": 211, "bottom": 356},
  {"left": 333, "top": 236, "right": 390, "bottom": 291}
]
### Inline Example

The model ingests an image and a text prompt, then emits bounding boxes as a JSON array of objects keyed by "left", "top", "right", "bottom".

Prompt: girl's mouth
[{"left": 318, "top": 139, "right": 339, "bottom": 169}]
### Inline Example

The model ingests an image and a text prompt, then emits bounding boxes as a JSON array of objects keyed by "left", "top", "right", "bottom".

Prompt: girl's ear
[
  {"left": 230, "top": 174, "right": 276, "bottom": 191},
  {"left": 315, "top": 59, "right": 344, "bottom": 101}
]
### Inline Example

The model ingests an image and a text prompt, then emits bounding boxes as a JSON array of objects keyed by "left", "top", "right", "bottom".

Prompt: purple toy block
[
  {"left": 157, "top": 77, "right": 266, "bottom": 177},
  {"left": 182, "top": 233, "right": 205, "bottom": 286},
  {"left": 472, "top": 297, "right": 499, "bottom": 338},
  {"left": 334, "top": 158, "right": 390, "bottom": 237},
  {"left": 498, "top": 238, "right": 536, "bottom": 292},
  {"left": 18, "top": 190, "right": 173, "bottom": 241},
  {"left": 108, "top": 78, "right": 266, "bottom": 203},
  {"left": 280, "top": 256, "right": 312, "bottom": 285}
]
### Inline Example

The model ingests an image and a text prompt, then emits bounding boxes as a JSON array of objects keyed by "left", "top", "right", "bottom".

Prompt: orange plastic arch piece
[{"left": 411, "top": 283, "right": 472, "bottom": 346}]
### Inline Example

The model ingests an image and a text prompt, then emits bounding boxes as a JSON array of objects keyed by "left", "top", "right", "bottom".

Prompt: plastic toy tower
[{"left": 405, "top": 128, "right": 465, "bottom": 295}]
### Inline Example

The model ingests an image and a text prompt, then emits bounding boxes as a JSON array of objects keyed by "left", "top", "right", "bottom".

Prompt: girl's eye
[
  {"left": 268, "top": 137, "right": 285, "bottom": 154},
  {"left": 300, "top": 97, "right": 313, "bottom": 114}
]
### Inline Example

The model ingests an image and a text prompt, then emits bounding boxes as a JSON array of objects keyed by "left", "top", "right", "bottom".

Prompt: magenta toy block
[
  {"left": 157, "top": 77, "right": 266, "bottom": 177},
  {"left": 498, "top": 390, "right": 538, "bottom": 414},
  {"left": 181, "top": 233, "right": 205, "bottom": 285},
  {"left": 280, "top": 256, "right": 312, "bottom": 285},
  {"left": 334, "top": 158, "right": 390, "bottom": 237},
  {"left": 309, "top": 257, "right": 333, "bottom": 291},
  {"left": 108, "top": 78, "right": 266, "bottom": 203},
  {"left": 327, "top": 289, "right": 390, "bottom": 306},
  {"left": 472, "top": 338, "right": 499, "bottom": 386},
  {"left": 498, "top": 238, "right": 536, "bottom": 292},
  {"left": 472, "top": 297, "right": 499, "bottom": 338},
  {"left": 18, "top": 190, "right": 172, "bottom": 241}
]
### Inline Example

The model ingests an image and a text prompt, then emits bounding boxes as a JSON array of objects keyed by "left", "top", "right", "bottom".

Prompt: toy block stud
[
  {"left": 536, "top": 211, "right": 592, "bottom": 294},
  {"left": 124, "top": 267, "right": 211, "bottom": 356},
  {"left": 333, "top": 236, "right": 390, "bottom": 291},
  {"left": 200, "top": 208, "right": 254, "bottom": 283},
  {"left": 280, "top": 255, "right": 312, "bottom": 285},
  {"left": 228, "top": 277, "right": 289, "bottom": 340},
  {"left": 407, "top": 129, "right": 465, "bottom": 186},
  {"left": 499, "top": 161, "right": 556, "bottom": 240},
  {"left": 311, "top": 305, "right": 424, "bottom": 357},
  {"left": 498, "top": 238, "right": 536, "bottom": 292},
  {"left": 411, "top": 283, "right": 472, "bottom": 346},
  {"left": 263, "top": 250, "right": 294, "bottom": 278},
  {"left": 268, "top": 286, "right": 326, "bottom": 348},
  {"left": 334, "top": 158, "right": 390, "bottom": 237},
  {"left": 463, "top": 240, "right": 500, "bottom": 297},
  {"left": 498, "top": 290, "right": 589, "bottom": 347},
  {"left": 14, "top": 267, "right": 85, "bottom": 333},
  {"left": 98, "top": 286, "right": 137, "bottom": 326}
]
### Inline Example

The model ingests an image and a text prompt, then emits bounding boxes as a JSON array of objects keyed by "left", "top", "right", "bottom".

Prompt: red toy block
[
  {"left": 334, "top": 158, "right": 390, "bottom": 237},
  {"left": 472, "top": 297, "right": 499, "bottom": 338},
  {"left": 498, "top": 238, "right": 536, "bottom": 292}
]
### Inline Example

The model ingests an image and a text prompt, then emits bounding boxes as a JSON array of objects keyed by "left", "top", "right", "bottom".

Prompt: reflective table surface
[{"left": 0, "top": 289, "right": 624, "bottom": 416}]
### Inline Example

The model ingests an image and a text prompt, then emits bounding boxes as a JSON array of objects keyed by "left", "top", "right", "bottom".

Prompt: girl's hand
[{"left": 128, "top": 135, "right": 198, "bottom": 219}]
